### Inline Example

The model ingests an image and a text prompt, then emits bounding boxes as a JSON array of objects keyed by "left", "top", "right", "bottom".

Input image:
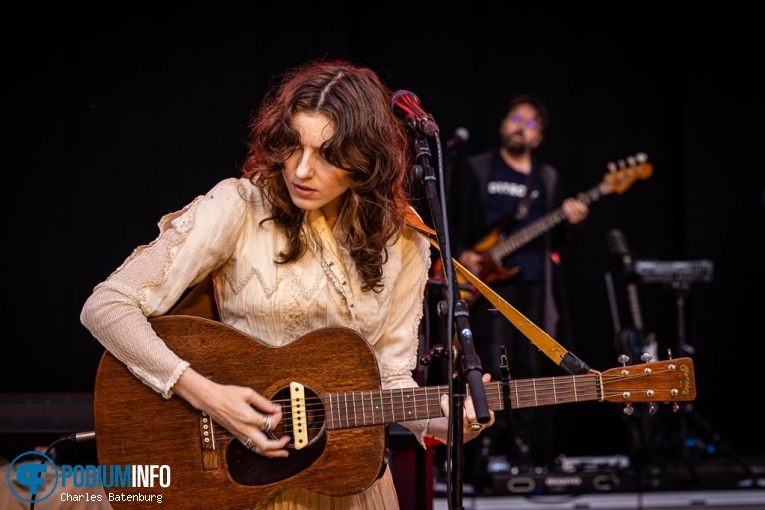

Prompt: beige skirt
[{"left": 258, "top": 465, "right": 399, "bottom": 510}]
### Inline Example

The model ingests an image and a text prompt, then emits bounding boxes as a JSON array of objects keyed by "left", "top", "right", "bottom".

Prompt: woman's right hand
[{"left": 172, "top": 368, "right": 291, "bottom": 457}]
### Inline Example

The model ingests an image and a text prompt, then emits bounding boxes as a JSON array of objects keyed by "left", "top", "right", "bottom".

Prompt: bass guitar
[
  {"left": 94, "top": 315, "right": 695, "bottom": 509},
  {"left": 437, "top": 153, "right": 652, "bottom": 306}
]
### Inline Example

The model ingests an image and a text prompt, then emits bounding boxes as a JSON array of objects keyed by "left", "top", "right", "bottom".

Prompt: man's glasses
[{"left": 507, "top": 114, "right": 539, "bottom": 130}]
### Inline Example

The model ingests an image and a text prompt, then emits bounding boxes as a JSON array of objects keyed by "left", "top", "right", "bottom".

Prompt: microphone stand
[{"left": 410, "top": 133, "right": 489, "bottom": 510}]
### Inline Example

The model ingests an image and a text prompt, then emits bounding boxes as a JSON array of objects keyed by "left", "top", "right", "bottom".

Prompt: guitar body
[
  {"left": 470, "top": 225, "right": 519, "bottom": 280},
  {"left": 94, "top": 316, "right": 387, "bottom": 509}
]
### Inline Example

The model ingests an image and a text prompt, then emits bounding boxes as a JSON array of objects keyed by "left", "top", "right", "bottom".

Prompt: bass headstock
[{"left": 602, "top": 152, "right": 653, "bottom": 195}]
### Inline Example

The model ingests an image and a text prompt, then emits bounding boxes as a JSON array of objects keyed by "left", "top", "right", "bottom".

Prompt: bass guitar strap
[
  {"left": 406, "top": 209, "right": 591, "bottom": 375},
  {"left": 513, "top": 161, "right": 540, "bottom": 222}
]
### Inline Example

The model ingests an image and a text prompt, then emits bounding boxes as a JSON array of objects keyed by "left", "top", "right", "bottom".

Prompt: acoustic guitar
[
  {"left": 436, "top": 153, "right": 653, "bottom": 306},
  {"left": 94, "top": 315, "right": 695, "bottom": 509}
]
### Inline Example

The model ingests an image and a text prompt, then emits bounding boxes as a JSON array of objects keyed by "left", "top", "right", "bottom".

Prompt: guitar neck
[
  {"left": 323, "top": 373, "right": 602, "bottom": 430},
  {"left": 489, "top": 183, "right": 608, "bottom": 261}
]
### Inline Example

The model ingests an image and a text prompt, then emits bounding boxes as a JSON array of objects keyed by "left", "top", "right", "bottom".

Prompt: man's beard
[{"left": 502, "top": 134, "right": 529, "bottom": 155}]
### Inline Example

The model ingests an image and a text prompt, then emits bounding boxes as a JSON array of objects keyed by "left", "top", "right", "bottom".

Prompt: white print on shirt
[{"left": 487, "top": 180, "right": 540, "bottom": 199}]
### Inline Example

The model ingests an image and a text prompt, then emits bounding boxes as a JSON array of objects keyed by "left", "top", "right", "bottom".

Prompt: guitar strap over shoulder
[
  {"left": 513, "top": 161, "right": 541, "bottom": 222},
  {"left": 406, "top": 209, "right": 591, "bottom": 376}
]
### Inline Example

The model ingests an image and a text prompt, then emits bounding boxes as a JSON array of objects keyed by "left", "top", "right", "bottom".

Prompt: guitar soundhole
[{"left": 226, "top": 385, "right": 327, "bottom": 486}]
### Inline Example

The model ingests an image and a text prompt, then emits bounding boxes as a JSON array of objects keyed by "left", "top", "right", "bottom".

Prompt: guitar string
[{"left": 207, "top": 366, "right": 682, "bottom": 438}]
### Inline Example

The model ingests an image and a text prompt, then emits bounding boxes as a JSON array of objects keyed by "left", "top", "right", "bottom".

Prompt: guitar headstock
[
  {"left": 602, "top": 153, "right": 653, "bottom": 194},
  {"left": 606, "top": 228, "right": 631, "bottom": 258},
  {"left": 600, "top": 357, "right": 696, "bottom": 405}
]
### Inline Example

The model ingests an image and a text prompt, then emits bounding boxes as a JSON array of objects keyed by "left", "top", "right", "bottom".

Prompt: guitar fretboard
[
  {"left": 489, "top": 183, "right": 608, "bottom": 261},
  {"left": 323, "top": 373, "right": 602, "bottom": 430}
]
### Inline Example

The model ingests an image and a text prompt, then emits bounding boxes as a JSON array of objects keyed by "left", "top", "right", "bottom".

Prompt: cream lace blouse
[{"left": 80, "top": 177, "right": 433, "bottom": 509}]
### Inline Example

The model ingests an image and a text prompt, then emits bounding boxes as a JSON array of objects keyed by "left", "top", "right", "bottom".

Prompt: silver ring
[
  {"left": 242, "top": 437, "right": 255, "bottom": 450},
  {"left": 468, "top": 422, "right": 483, "bottom": 432},
  {"left": 261, "top": 414, "right": 272, "bottom": 433}
]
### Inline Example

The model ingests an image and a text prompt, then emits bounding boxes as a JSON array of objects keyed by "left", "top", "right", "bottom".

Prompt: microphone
[
  {"left": 390, "top": 90, "right": 440, "bottom": 137},
  {"left": 446, "top": 127, "right": 470, "bottom": 149}
]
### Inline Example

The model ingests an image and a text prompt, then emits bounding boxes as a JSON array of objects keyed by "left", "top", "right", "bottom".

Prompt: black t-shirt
[{"left": 485, "top": 158, "right": 547, "bottom": 281}]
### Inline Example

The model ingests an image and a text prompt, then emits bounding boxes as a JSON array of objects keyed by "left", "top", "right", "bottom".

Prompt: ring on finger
[
  {"left": 261, "top": 414, "right": 272, "bottom": 433},
  {"left": 468, "top": 422, "right": 483, "bottom": 431},
  {"left": 242, "top": 437, "right": 255, "bottom": 450}
]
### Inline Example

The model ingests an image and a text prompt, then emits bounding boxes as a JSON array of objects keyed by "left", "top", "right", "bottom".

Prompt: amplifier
[
  {"left": 489, "top": 454, "right": 635, "bottom": 495},
  {"left": 492, "top": 470, "right": 635, "bottom": 495}
]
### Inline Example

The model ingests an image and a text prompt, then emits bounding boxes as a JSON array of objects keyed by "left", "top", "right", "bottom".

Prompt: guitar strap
[
  {"left": 406, "top": 209, "right": 591, "bottom": 375},
  {"left": 513, "top": 161, "right": 540, "bottom": 222}
]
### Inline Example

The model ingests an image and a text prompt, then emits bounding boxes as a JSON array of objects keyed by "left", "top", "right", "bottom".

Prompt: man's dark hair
[{"left": 507, "top": 94, "right": 549, "bottom": 131}]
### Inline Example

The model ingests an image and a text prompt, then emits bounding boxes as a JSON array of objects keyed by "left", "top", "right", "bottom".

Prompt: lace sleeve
[{"left": 80, "top": 178, "right": 248, "bottom": 397}]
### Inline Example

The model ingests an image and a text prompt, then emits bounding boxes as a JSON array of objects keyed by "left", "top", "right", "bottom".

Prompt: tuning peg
[
  {"left": 635, "top": 152, "right": 648, "bottom": 163},
  {"left": 623, "top": 403, "right": 635, "bottom": 416},
  {"left": 607, "top": 161, "right": 617, "bottom": 172},
  {"left": 627, "top": 155, "right": 637, "bottom": 166},
  {"left": 640, "top": 352, "right": 654, "bottom": 363},
  {"left": 617, "top": 354, "right": 630, "bottom": 366}
]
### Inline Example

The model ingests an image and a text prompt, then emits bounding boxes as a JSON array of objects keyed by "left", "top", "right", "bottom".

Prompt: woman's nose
[{"left": 294, "top": 154, "right": 313, "bottom": 178}]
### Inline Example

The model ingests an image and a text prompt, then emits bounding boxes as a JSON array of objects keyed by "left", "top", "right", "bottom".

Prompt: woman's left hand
[{"left": 425, "top": 372, "right": 496, "bottom": 443}]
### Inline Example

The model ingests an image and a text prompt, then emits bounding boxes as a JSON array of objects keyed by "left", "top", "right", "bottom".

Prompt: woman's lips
[{"left": 292, "top": 182, "right": 316, "bottom": 198}]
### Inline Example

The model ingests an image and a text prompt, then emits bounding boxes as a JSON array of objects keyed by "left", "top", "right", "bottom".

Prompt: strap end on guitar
[{"left": 559, "top": 351, "right": 591, "bottom": 375}]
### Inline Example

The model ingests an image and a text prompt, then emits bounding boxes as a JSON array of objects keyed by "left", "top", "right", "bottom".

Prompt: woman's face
[{"left": 282, "top": 112, "right": 350, "bottom": 226}]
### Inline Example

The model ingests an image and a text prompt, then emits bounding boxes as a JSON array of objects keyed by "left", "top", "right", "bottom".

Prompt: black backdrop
[{"left": 6, "top": 2, "right": 764, "bottom": 460}]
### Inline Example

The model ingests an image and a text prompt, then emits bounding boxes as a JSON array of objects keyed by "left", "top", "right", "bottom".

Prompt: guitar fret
[
  {"left": 573, "top": 375, "right": 578, "bottom": 401},
  {"left": 351, "top": 391, "right": 357, "bottom": 427},
  {"left": 327, "top": 394, "right": 333, "bottom": 428},
  {"left": 335, "top": 394, "right": 341, "bottom": 428},
  {"left": 552, "top": 377, "right": 557, "bottom": 402},
  {"left": 513, "top": 380, "right": 519, "bottom": 409}
]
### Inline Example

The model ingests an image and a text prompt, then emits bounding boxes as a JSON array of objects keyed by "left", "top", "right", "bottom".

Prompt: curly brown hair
[{"left": 241, "top": 59, "right": 413, "bottom": 292}]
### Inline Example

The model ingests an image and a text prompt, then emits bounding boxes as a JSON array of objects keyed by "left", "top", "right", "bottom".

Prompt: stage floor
[
  {"left": 434, "top": 490, "right": 765, "bottom": 509},
  {"left": 433, "top": 452, "right": 765, "bottom": 509}
]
